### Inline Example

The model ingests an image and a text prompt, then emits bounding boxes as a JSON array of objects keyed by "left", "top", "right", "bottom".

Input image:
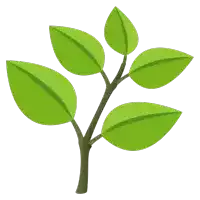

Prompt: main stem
[
  {"left": 86, "top": 82, "right": 117, "bottom": 140},
  {"left": 72, "top": 56, "right": 127, "bottom": 194},
  {"left": 76, "top": 138, "right": 91, "bottom": 194},
  {"left": 75, "top": 87, "right": 115, "bottom": 194}
]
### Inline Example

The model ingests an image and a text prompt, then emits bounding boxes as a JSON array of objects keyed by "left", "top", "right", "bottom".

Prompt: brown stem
[
  {"left": 89, "top": 134, "right": 102, "bottom": 145},
  {"left": 76, "top": 139, "right": 91, "bottom": 194},
  {"left": 84, "top": 86, "right": 116, "bottom": 141},
  {"left": 74, "top": 56, "right": 127, "bottom": 194},
  {"left": 84, "top": 55, "right": 127, "bottom": 141}
]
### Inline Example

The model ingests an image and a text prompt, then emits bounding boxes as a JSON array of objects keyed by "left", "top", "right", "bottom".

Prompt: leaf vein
[
  {"left": 10, "top": 62, "right": 72, "bottom": 119},
  {"left": 130, "top": 57, "right": 191, "bottom": 74},
  {"left": 53, "top": 27, "right": 102, "bottom": 71},
  {"left": 115, "top": 8, "right": 128, "bottom": 54},
  {"left": 102, "top": 111, "right": 180, "bottom": 134}
]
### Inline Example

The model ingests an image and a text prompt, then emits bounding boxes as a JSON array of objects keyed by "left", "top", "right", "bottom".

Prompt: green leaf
[
  {"left": 104, "top": 7, "right": 138, "bottom": 55},
  {"left": 49, "top": 26, "right": 105, "bottom": 75},
  {"left": 101, "top": 102, "right": 181, "bottom": 151},
  {"left": 7, "top": 61, "right": 77, "bottom": 125},
  {"left": 129, "top": 48, "right": 193, "bottom": 89}
]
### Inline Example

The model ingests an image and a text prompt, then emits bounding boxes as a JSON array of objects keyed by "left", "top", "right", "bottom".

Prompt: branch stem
[
  {"left": 89, "top": 134, "right": 102, "bottom": 145},
  {"left": 117, "top": 73, "right": 129, "bottom": 84},
  {"left": 113, "top": 55, "right": 127, "bottom": 82},
  {"left": 84, "top": 87, "right": 113, "bottom": 140},
  {"left": 74, "top": 55, "right": 128, "bottom": 194},
  {"left": 71, "top": 119, "right": 83, "bottom": 143},
  {"left": 101, "top": 70, "right": 110, "bottom": 87},
  {"left": 76, "top": 139, "right": 90, "bottom": 194},
  {"left": 84, "top": 55, "right": 127, "bottom": 141}
]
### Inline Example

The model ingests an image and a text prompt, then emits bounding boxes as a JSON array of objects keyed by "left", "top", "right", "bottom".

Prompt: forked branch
[
  {"left": 84, "top": 55, "right": 127, "bottom": 141},
  {"left": 71, "top": 119, "right": 83, "bottom": 143},
  {"left": 89, "top": 134, "right": 102, "bottom": 145},
  {"left": 101, "top": 70, "right": 110, "bottom": 87},
  {"left": 113, "top": 55, "right": 127, "bottom": 83},
  {"left": 117, "top": 73, "right": 129, "bottom": 84}
]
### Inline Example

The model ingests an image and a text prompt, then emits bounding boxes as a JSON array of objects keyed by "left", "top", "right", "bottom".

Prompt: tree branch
[
  {"left": 84, "top": 56, "right": 127, "bottom": 141},
  {"left": 89, "top": 134, "right": 102, "bottom": 145},
  {"left": 112, "top": 55, "right": 127, "bottom": 83},
  {"left": 100, "top": 70, "right": 110, "bottom": 87},
  {"left": 117, "top": 73, "right": 129, "bottom": 85},
  {"left": 86, "top": 82, "right": 117, "bottom": 139},
  {"left": 71, "top": 119, "right": 83, "bottom": 143}
]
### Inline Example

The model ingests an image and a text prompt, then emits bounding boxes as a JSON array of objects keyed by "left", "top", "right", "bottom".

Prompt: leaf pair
[
  {"left": 104, "top": 7, "right": 193, "bottom": 89},
  {"left": 49, "top": 7, "right": 138, "bottom": 76}
]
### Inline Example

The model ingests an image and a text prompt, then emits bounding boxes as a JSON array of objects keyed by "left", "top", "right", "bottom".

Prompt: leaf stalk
[
  {"left": 101, "top": 70, "right": 110, "bottom": 87},
  {"left": 89, "top": 134, "right": 102, "bottom": 145},
  {"left": 71, "top": 119, "right": 83, "bottom": 144}
]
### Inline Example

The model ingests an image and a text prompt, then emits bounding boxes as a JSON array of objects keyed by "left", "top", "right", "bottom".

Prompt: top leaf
[
  {"left": 129, "top": 48, "right": 193, "bottom": 89},
  {"left": 104, "top": 7, "right": 138, "bottom": 55},
  {"left": 49, "top": 26, "right": 105, "bottom": 75}
]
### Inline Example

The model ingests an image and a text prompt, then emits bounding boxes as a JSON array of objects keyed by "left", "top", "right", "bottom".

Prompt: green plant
[{"left": 6, "top": 7, "right": 193, "bottom": 194}]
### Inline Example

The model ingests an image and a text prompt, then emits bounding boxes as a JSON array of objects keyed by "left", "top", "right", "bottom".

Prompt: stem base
[{"left": 76, "top": 140, "right": 91, "bottom": 194}]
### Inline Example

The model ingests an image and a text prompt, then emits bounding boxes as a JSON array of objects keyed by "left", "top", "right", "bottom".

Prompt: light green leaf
[
  {"left": 49, "top": 26, "right": 105, "bottom": 75},
  {"left": 102, "top": 102, "right": 181, "bottom": 151},
  {"left": 129, "top": 48, "right": 193, "bottom": 89},
  {"left": 7, "top": 61, "right": 77, "bottom": 125},
  {"left": 104, "top": 7, "right": 138, "bottom": 55}
]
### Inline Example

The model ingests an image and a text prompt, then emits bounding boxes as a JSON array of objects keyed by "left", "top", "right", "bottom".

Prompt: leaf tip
[
  {"left": 182, "top": 51, "right": 193, "bottom": 62},
  {"left": 174, "top": 110, "right": 182, "bottom": 119},
  {"left": 48, "top": 26, "right": 53, "bottom": 33},
  {"left": 49, "top": 25, "right": 57, "bottom": 33},
  {"left": 6, "top": 60, "right": 11, "bottom": 65},
  {"left": 189, "top": 54, "right": 194, "bottom": 61},
  {"left": 113, "top": 6, "right": 119, "bottom": 10},
  {"left": 178, "top": 110, "right": 182, "bottom": 115},
  {"left": 6, "top": 60, "right": 11, "bottom": 70},
  {"left": 112, "top": 6, "right": 121, "bottom": 13},
  {"left": 6, "top": 60, "right": 16, "bottom": 67}
]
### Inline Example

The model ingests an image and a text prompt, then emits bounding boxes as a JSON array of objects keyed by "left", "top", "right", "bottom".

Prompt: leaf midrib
[
  {"left": 52, "top": 27, "right": 102, "bottom": 71},
  {"left": 102, "top": 111, "right": 180, "bottom": 134},
  {"left": 10, "top": 62, "right": 72, "bottom": 119},
  {"left": 115, "top": 8, "right": 128, "bottom": 54},
  {"left": 129, "top": 57, "right": 191, "bottom": 74}
]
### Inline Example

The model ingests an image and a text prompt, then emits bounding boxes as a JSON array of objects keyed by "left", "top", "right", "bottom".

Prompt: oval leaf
[
  {"left": 101, "top": 102, "right": 182, "bottom": 151},
  {"left": 7, "top": 61, "right": 77, "bottom": 125},
  {"left": 49, "top": 26, "right": 105, "bottom": 75},
  {"left": 129, "top": 48, "right": 193, "bottom": 89},
  {"left": 104, "top": 7, "right": 138, "bottom": 55}
]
